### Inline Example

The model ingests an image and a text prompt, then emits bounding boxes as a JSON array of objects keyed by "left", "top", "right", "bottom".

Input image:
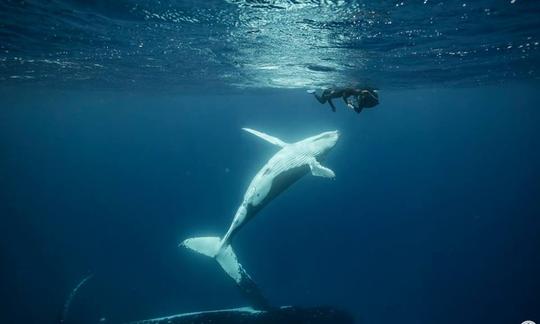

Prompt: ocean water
[{"left": 1, "top": 1, "right": 540, "bottom": 324}]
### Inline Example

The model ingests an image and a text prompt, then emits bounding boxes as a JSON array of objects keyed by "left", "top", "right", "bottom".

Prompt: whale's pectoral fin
[
  {"left": 309, "top": 160, "right": 335, "bottom": 178},
  {"left": 242, "top": 128, "right": 288, "bottom": 147}
]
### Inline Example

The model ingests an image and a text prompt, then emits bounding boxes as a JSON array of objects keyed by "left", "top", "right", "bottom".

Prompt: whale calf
[{"left": 181, "top": 128, "right": 339, "bottom": 288}]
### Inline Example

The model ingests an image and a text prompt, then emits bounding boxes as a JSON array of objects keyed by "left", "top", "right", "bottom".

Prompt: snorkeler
[{"left": 307, "top": 86, "right": 379, "bottom": 113}]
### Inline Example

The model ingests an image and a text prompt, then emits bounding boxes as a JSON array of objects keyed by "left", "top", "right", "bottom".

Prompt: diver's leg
[
  {"left": 313, "top": 93, "right": 326, "bottom": 104},
  {"left": 307, "top": 89, "right": 326, "bottom": 103},
  {"left": 328, "top": 99, "right": 337, "bottom": 112}
]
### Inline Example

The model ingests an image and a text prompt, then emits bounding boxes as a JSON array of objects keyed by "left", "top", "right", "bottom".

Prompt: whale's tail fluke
[
  {"left": 181, "top": 237, "right": 243, "bottom": 283},
  {"left": 180, "top": 237, "right": 270, "bottom": 310},
  {"left": 181, "top": 237, "right": 220, "bottom": 258}
]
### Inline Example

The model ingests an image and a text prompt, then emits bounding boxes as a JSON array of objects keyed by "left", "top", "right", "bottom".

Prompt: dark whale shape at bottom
[{"left": 126, "top": 306, "right": 354, "bottom": 324}]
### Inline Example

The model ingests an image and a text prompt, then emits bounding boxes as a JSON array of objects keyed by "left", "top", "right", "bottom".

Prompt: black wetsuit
[
  {"left": 313, "top": 87, "right": 378, "bottom": 113},
  {"left": 313, "top": 87, "right": 362, "bottom": 112},
  {"left": 353, "top": 89, "right": 379, "bottom": 113}
]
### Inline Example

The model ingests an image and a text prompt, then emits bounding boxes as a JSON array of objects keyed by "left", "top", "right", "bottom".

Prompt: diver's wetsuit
[
  {"left": 353, "top": 89, "right": 379, "bottom": 113},
  {"left": 312, "top": 87, "right": 379, "bottom": 113},
  {"left": 313, "top": 87, "right": 360, "bottom": 112}
]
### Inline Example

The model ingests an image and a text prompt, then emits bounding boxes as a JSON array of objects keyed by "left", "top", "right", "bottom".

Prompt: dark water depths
[
  {"left": 1, "top": 86, "right": 539, "bottom": 323},
  {"left": 1, "top": 1, "right": 540, "bottom": 324}
]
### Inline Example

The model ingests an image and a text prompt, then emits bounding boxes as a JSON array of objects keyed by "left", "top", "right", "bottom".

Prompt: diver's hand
[{"left": 347, "top": 103, "right": 355, "bottom": 110}]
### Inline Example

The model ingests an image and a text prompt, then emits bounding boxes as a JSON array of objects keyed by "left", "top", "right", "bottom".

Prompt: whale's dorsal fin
[{"left": 242, "top": 128, "right": 288, "bottom": 147}]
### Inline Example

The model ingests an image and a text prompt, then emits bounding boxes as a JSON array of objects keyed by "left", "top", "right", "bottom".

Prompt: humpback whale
[
  {"left": 125, "top": 306, "right": 354, "bottom": 324},
  {"left": 180, "top": 128, "right": 339, "bottom": 292}
]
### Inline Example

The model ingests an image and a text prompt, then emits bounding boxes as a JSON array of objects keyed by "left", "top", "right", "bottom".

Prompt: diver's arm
[
  {"left": 328, "top": 99, "right": 336, "bottom": 112},
  {"left": 343, "top": 95, "right": 355, "bottom": 110},
  {"left": 364, "top": 89, "right": 378, "bottom": 101}
]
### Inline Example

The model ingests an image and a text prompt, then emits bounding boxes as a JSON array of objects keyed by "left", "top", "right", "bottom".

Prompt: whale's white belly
[{"left": 244, "top": 147, "right": 312, "bottom": 208}]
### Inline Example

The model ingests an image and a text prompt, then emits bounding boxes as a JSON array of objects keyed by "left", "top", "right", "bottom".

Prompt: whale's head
[{"left": 306, "top": 130, "right": 340, "bottom": 158}]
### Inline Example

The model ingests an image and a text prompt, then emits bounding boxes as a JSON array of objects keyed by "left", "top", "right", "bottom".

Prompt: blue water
[
  {"left": 1, "top": 1, "right": 540, "bottom": 324},
  {"left": 1, "top": 0, "right": 539, "bottom": 90}
]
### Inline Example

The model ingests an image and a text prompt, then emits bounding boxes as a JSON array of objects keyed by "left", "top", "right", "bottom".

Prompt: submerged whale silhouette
[
  {"left": 180, "top": 128, "right": 339, "bottom": 290},
  {"left": 125, "top": 306, "right": 354, "bottom": 324}
]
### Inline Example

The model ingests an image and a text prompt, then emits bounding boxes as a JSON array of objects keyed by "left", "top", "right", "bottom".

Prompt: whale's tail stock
[{"left": 180, "top": 237, "right": 270, "bottom": 310}]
